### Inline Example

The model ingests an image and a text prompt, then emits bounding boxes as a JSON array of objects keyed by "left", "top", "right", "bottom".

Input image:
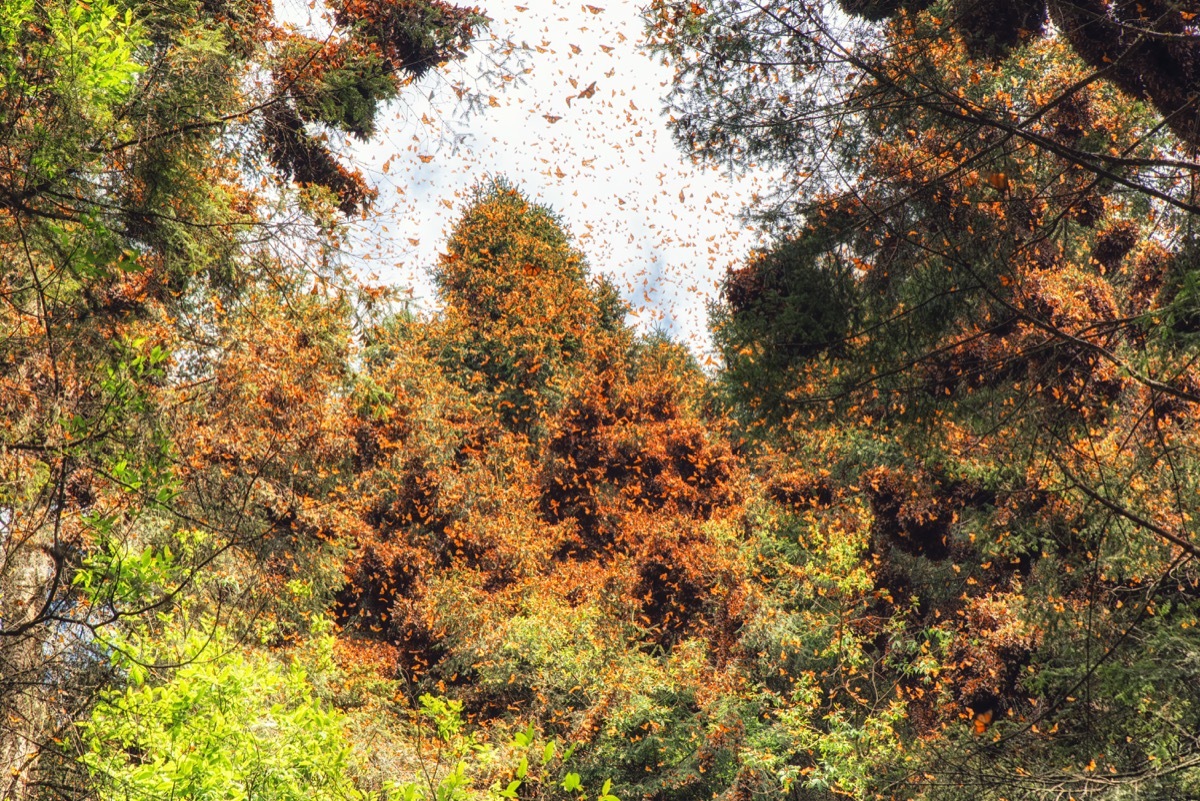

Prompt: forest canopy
[{"left": 2, "top": 1, "right": 1199, "bottom": 800}]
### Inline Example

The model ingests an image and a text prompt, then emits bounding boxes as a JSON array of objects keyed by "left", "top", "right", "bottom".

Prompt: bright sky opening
[{"left": 278, "top": 0, "right": 772, "bottom": 359}]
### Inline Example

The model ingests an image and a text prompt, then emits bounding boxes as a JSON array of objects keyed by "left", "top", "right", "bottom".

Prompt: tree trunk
[{"left": 0, "top": 518, "right": 56, "bottom": 801}]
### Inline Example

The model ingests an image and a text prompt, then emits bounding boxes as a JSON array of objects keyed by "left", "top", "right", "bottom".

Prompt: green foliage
[
  {"left": 381, "top": 695, "right": 617, "bottom": 801},
  {"left": 720, "top": 238, "right": 858, "bottom": 361},
  {"left": 0, "top": 0, "right": 142, "bottom": 140},
  {"left": 47, "top": 0, "right": 143, "bottom": 113},
  {"left": 714, "top": 235, "right": 860, "bottom": 425},
  {"left": 427, "top": 180, "right": 630, "bottom": 434},
  {"left": 81, "top": 629, "right": 365, "bottom": 801}
]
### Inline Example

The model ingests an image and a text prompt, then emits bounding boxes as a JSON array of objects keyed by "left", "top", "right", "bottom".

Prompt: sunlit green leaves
[{"left": 81, "top": 630, "right": 364, "bottom": 801}]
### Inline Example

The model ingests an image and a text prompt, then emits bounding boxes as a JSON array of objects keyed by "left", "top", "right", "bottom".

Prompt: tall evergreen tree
[{"left": 650, "top": 1, "right": 1200, "bottom": 797}]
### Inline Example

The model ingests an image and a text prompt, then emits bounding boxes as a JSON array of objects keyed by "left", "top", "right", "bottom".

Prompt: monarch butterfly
[{"left": 985, "top": 172, "right": 1010, "bottom": 192}]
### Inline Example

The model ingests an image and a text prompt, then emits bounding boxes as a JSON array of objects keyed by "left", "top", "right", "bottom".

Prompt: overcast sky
[{"left": 281, "top": 0, "right": 771, "bottom": 359}]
